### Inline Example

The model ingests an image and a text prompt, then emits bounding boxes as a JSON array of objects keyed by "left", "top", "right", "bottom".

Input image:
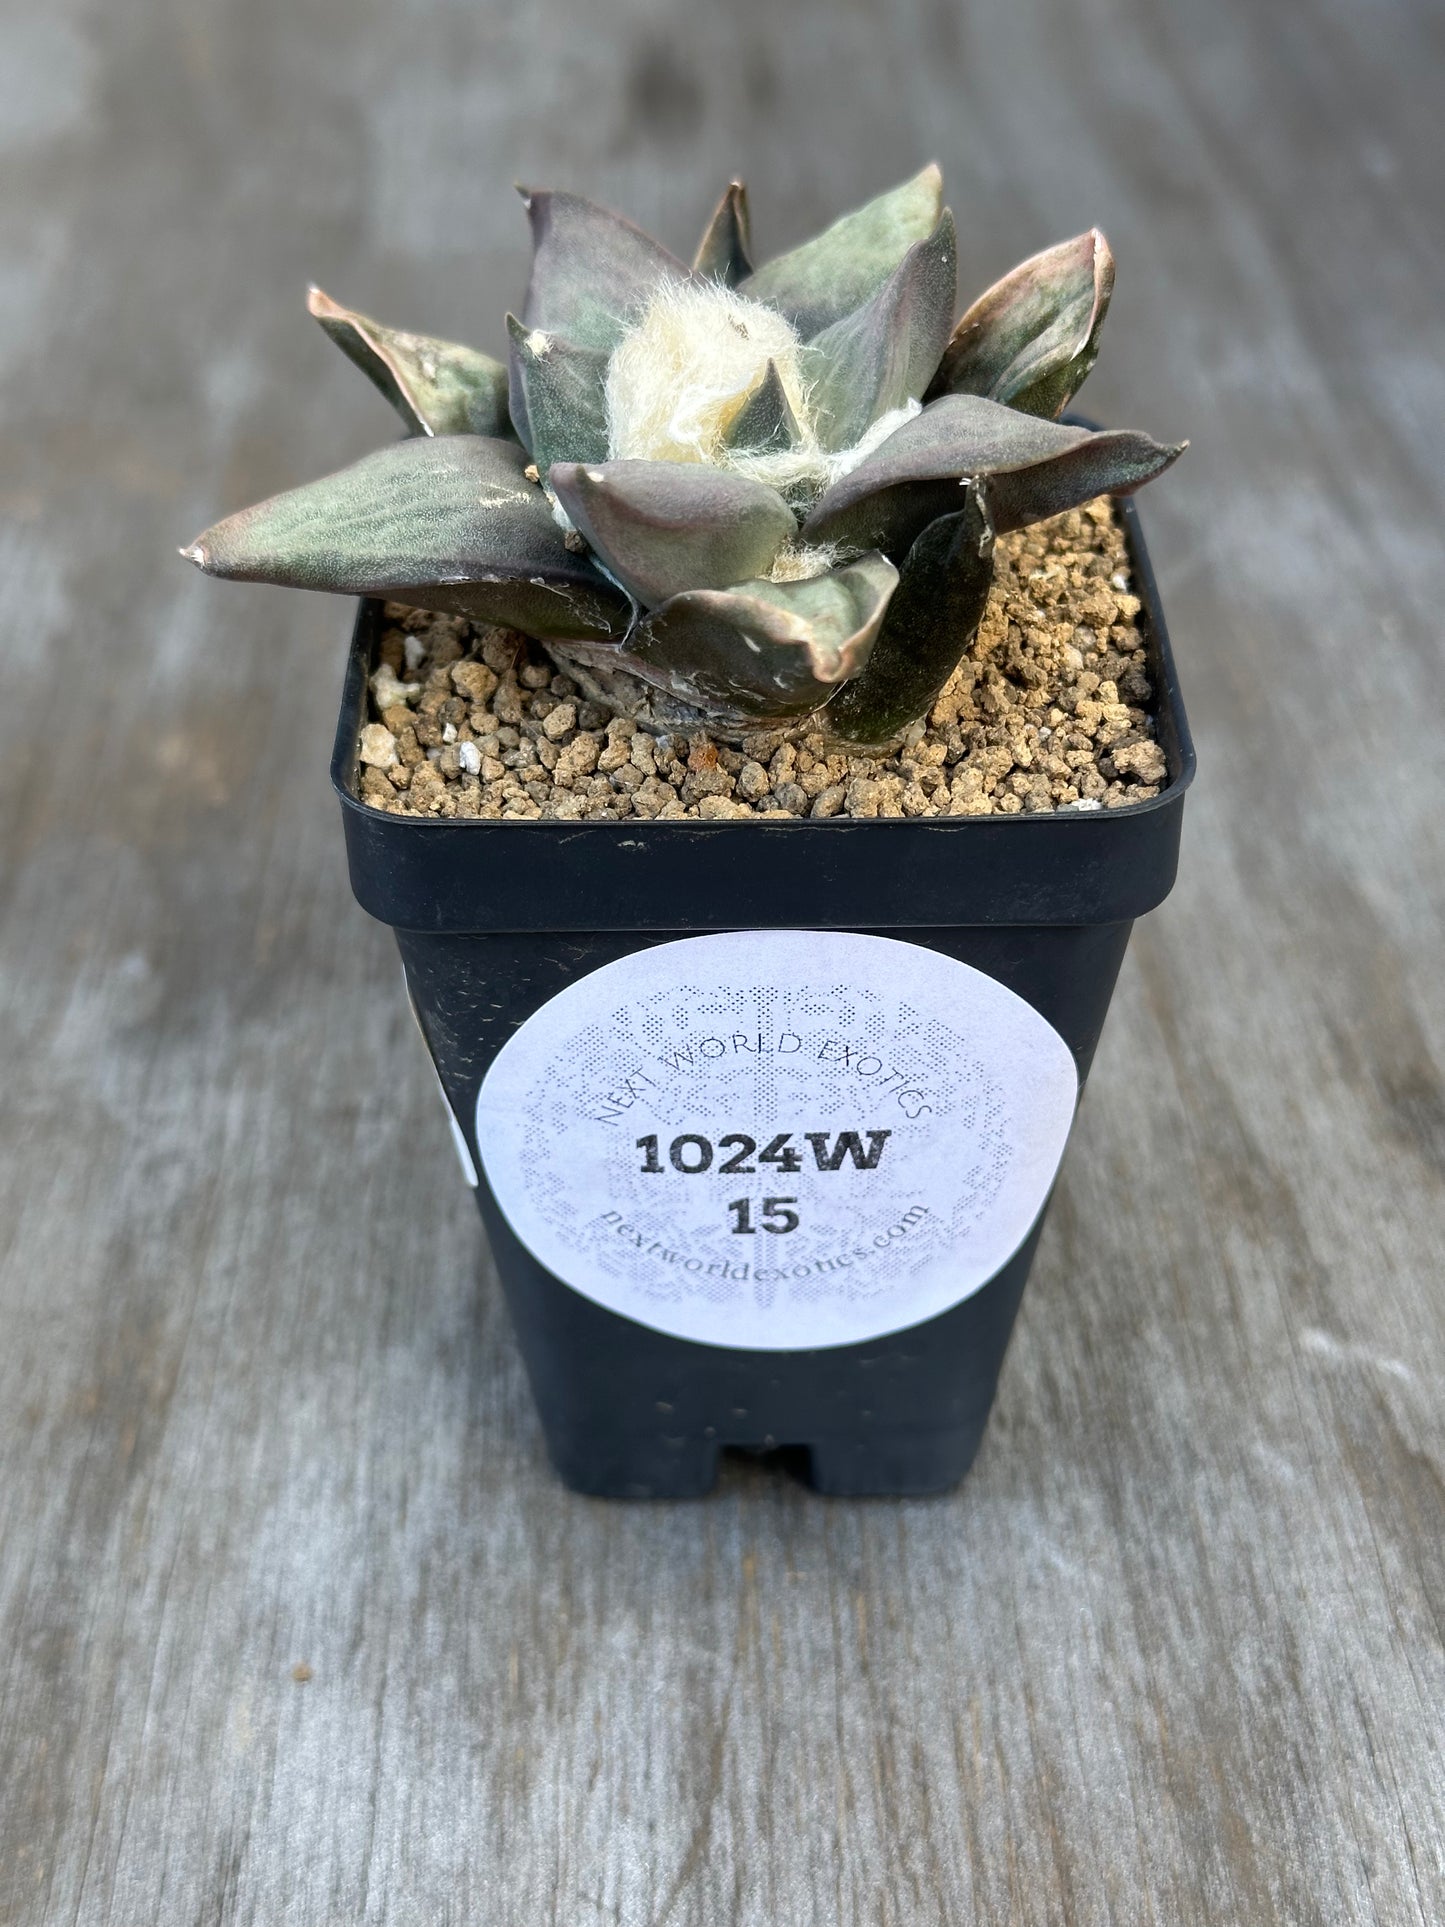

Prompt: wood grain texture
[{"left": 1, "top": 0, "right": 1442, "bottom": 1920}]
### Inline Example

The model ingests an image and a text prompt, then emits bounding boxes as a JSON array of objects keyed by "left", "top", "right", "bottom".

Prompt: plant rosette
[{"left": 186, "top": 168, "right": 1194, "bottom": 1497}]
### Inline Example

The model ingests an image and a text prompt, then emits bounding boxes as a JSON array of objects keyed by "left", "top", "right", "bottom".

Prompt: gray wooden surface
[{"left": 3, "top": 0, "right": 1443, "bottom": 1920}]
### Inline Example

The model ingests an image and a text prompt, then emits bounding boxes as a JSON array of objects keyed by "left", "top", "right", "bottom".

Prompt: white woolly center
[
  {"left": 601, "top": 286, "right": 929, "bottom": 542},
  {"left": 606, "top": 282, "right": 813, "bottom": 467}
]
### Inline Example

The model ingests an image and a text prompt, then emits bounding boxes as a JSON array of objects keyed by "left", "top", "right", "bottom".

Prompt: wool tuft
[
  {"left": 606, "top": 282, "right": 813, "bottom": 467},
  {"left": 603, "top": 285, "right": 928, "bottom": 521},
  {"left": 766, "top": 541, "right": 844, "bottom": 584}
]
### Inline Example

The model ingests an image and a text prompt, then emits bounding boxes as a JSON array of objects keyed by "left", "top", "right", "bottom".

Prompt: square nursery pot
[{"left": 331, "top": 495, "right": 1194, "bottom": 1499}]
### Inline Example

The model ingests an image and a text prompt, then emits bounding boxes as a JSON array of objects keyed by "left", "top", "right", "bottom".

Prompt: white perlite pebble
[
  {"left": 457, "top": 741, "right": 482, "bottom": 776},
  {"left": 359, "top": 724, "right": 398, "bottom": 769},
  {"left": 371, "top": 664, "right": 421, "bottom": 711}
]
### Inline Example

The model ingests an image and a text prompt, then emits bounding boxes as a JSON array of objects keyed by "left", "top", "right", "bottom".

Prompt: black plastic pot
[{"left": 331, "top": 495, "right": 1193, "bottom": 1498}]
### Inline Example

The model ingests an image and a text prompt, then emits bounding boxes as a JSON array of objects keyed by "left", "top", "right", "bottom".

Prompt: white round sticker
[{"left": 475, "top": 931, "right": 1078, "bottom": 1351}]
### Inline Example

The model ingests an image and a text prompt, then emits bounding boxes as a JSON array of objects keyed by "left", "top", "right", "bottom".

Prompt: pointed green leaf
[
  {"left": 506, "top": 337, "right": 531, "bottom": 453},
  {"left": 180, "top": 436, "right": 630, "bottom": 641},
  {"left": 693, "top": 181, "right": 753, "bottom": 284},
  {"left": 927, "top": 230, "right": 1115, "bottom": 418},
  {"left": 804, "top": 394, "right": 1184, "bottom": 554},
  {"left": 307, "top": 286, "right": 512, "bottom": 438},
  {"left": 722, "top": 360, "right": 802, "bottom": 453},
  {"left": 739, "top": 164, "right": 943, "bottom": 339},
  {"left": 548, "top": 460, "right": 796, "bottom": 610},
  {"left": 800, "top": 211, "right": 957, "bottom": 450},
  {"left": 505, "top": 316, "right": 610, "bottom": 473},
  {"left": 519, "top": 187, "right": 690, "bottom": 355},
  {"left": 823, "top": 489, "right": 995, "bottom": 748},
  {"left": 620, "top": 553, "right": 898, "bottom": 722}
]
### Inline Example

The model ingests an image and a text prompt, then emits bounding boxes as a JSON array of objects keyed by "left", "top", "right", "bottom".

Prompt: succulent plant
[{"left": 183, "top": 167, "right": 1182, "bottom": 747}]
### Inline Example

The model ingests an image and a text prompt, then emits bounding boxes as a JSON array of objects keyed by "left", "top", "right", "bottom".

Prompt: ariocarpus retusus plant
[{"left": 183, "top": 166, "right": 1183, "bottom": 747}]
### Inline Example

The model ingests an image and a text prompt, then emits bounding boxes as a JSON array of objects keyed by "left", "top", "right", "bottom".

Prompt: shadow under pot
[{"left": 332, "top": 495, "right": 1194, "bottom": 1499}]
